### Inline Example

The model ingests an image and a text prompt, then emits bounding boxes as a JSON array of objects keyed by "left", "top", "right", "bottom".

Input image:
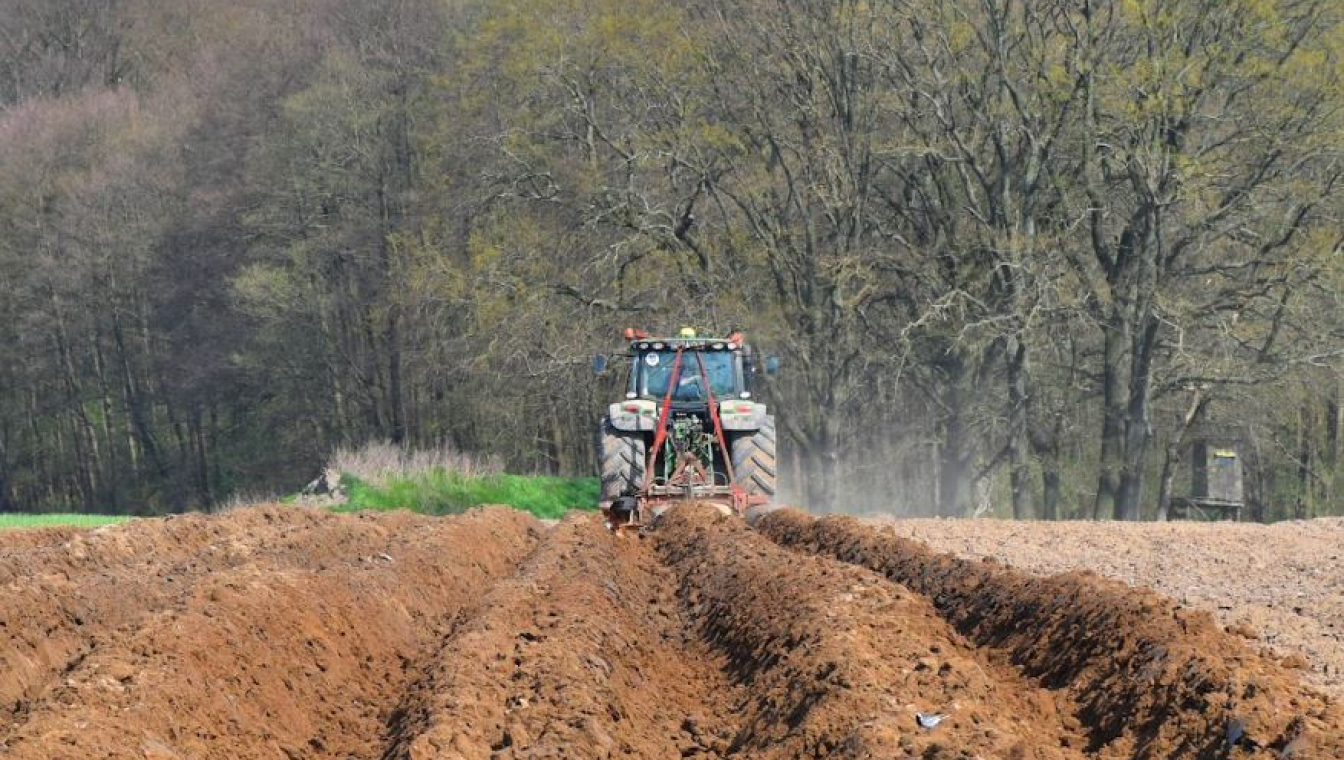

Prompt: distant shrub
[{"left": 330, "top": 441, "right": 503, "bottom": 487}]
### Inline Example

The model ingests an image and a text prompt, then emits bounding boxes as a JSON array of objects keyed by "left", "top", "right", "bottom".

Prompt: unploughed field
[{"left": 0, "top": 505, "right": 1340, "bottom": 759}]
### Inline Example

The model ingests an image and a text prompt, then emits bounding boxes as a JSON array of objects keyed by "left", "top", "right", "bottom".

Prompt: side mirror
[
  {"left": 592, "top": 354, "right": 608, "bottom": 375},
  {"left": 764, "top": 356, "right": 780, "bottom": 375}
]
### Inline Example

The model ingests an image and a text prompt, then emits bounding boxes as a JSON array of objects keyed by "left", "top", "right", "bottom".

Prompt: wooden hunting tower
[
  {"left": 1192, "top": 441, "right": 1244, "bottom": 504},
  {"left": 1171, "top": 432, "right": 1246, "bottom": 520}
]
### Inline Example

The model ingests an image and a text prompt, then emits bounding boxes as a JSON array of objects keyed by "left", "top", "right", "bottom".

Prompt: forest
[{"left": 2, "top": 0, "right": 1344, "bottom": 520}]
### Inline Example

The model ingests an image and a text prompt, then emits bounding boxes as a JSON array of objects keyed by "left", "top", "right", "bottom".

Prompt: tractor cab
[{"left": 627, "top": 329, "right": 751, "bottom": 406}]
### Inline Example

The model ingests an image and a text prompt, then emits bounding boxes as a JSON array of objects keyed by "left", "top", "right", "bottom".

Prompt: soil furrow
[
  {"left": 757, "top": 508, "right": 1344, "bottom": 760},
  {"left": 870, "top": 515, "right": 1344, "bottom": 699},
  {"left": 655, "top": 504, "right": 1087, "bottom": 759},
  {"left": 0, "top": 508, "right": 541, "bottom": 760},
  {"left": 0, "top": 506, "right": 460, "bottom": 724},
  {"left": 5, "top": 504, "right": 1340, "bottom": 760},
  {"left": 380, "top": 515, "right": 742, "bottom": 760}
]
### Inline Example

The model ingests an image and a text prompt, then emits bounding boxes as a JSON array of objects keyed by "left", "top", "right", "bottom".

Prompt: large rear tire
[
  {"left": 731, "top": 414, "right": 777, "bottom": 499},
  {"left": 597, "top": 417, "right": 646, "bottom": 509}
]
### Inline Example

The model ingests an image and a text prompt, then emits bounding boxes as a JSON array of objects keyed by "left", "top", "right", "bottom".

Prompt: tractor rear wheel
[
  {"left": 598, "top": 418, "right": 646, "bottom": 509},
  {"left": 731, "top": 414, "right": 777, "bottom": 499}
]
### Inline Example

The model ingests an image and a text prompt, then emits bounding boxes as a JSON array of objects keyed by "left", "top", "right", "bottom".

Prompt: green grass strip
[
  {"left": 0, "top": 513, "right": 132, "bottom": 530},
  {"left": 2, "top": 471, "right": 599, "bottom": 528},
  {"left": 332, "top": 471, "right": 600, "bottom": 520}
]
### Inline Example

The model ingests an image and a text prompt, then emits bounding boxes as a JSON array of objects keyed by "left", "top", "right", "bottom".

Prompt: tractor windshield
[{"left": 640, "top": 351, "right": 739, "bottom": 402}]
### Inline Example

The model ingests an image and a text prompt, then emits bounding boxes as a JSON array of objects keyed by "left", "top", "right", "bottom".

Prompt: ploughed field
[
  {"left": 868, "top": 516, "right": 1344, "bottom": 704},
  {"left": 1, "top": 506, "right": 1340, "bottom": 759}
]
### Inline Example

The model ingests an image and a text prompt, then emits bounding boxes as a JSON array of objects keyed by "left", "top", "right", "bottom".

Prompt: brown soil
[
  {"left": 869, "top": 516, "right": 1344, "bottom": 701},
  {"left": 382, "top": 514, "right": 742, "bottom": 759},
  {"left": 0, "top": 506, "right": 543, "bottom": 759},
  {"left": 656, "top": 505, "right": 1087, "bottom": 759},
  {"left": 758, "top": 509, "right": 1344, "bottom": 759},
  {"left": 1, "top": 504, "right": 1339, "bottom": 759},
  {"left": 1, "top": 506, "right": 372, "bottom": 719}
]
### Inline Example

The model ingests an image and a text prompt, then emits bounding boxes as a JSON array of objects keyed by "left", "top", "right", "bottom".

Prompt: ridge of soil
[
  {"left": 657, "top": 504, "right": 1088, "bottom": 759},
  {"left": 0, "top": 507, "right": 541, "bottom": 760},
  {"left": 382, "top": 515, "right": 741, "bottom": 760},
  {"left": 757, "top": 509, "right": 1344, "bottom": 760},
  {"left": 872, "top": 516, "right": 1344, "bottom": 700},
  {"left": 1, "top": 505, "right": 435, "bottom": 719},
  {"left": 3, "top": 504, "right": 1339, "bottom": 759}
]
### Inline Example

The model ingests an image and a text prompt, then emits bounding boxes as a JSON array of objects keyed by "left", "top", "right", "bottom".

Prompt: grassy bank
[
  {"left": 333, "top": 471, "right": 599, "bottom": 520},
  {"left": 2, "top": 442, "right": 600, "bottom": 529},
  {"left": 0, "top": 514, "right": 131, "bottom": 530},
  {"left": 0, "top": 470, "right": 598, "bottom": 530}
]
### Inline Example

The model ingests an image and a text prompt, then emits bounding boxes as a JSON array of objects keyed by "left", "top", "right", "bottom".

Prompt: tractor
[{"left": 593, "top": 327, "right": 778, "bottom": 528}]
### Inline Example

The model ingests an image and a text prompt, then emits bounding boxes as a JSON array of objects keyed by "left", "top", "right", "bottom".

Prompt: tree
[{"left": 1057, "top": 0, "right": 1344, "bottom": 518}]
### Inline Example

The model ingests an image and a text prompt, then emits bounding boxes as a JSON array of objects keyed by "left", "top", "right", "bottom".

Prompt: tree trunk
[
  {"left": 1296, "top": 404, "right": 1313, "bottom": 519},
  {"left": 1114, "top": 314, "right": 1159, "bottom": 520},
  {"left": 937, "top": 408, "right": 971, "bottom": 517},
  {"left": 1245, "top": 426, "right": 1267, "bottom": 522},
  {"left": 26, "top": 386, "right": 46, "bottom": 507},
  {"left": 1116, "top": 414, "right": 1150, "bottom": 520},
  {"left": 1094, "top": 318, "right": 1128, "bottom": 518},
  {"left": 803, "top": 416, "right": 839, "bottom": 513},
  {"left": 1156, "top": 444, "right": 1180, "bottom": 522},
  {"left": 316, "top": 276, "right": 349, "bottom": 445},
  {"left": 53, "top": 303, "right": 100, "bottom": 510},
  {"left": 1031, "top": 413, "right": 1063, "bottom": 520},
  {"left": 192, "top": 406, "right": 211, "bottom": 505},
  {"left": 114, "top": 315, "right": 167, "bottom": 478},
  {"left": 1328, "top": 376, "right": 1341, "bottom": 505},
  {"left": 552, "top": 412, "right": 571, "bottom": 475},
  {"left": 0, "top": 423, "right": 12, "bottom": 511},
  {"left": 1156, "top": 390, "right": 1208, "bottom": 521},
  {"left": 1041, "top": 468, "right": 1061, "bottom": 520},
  {"left": 209, "top": 406, "right": 224, "bottom": 495},
  {"left": 91, "top": 327, "right": 119, "bottom": 508},
  {"left": 53, "top": 411, "right": 68, "bottom": 506},
  {"left": 1006, "top": 338, "right": 1032, "bottom": 519},
  {"left": 362, "top": 308, "right": 387, "bottom": 434},
  {"left": 387, "top": 309, "right": 406, "bottom": 444}
]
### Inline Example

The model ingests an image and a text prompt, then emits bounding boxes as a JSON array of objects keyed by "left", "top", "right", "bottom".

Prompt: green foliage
[
  {"left": 334, "top": 472, "right": 600, "bottom": 520},
  {"left": 0, "top": 514, "right": 132, "bottom": 530}
]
